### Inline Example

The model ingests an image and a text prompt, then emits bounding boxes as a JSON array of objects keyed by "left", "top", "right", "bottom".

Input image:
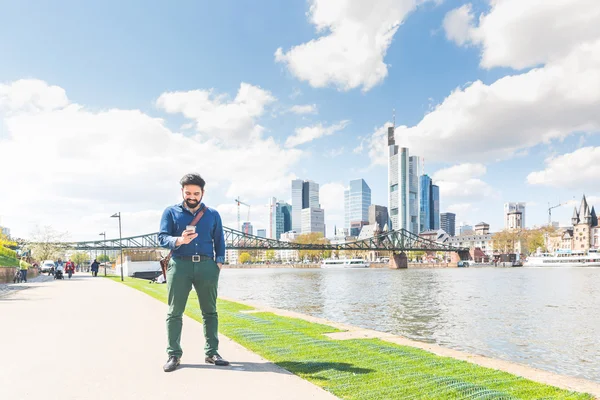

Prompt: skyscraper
[
  {"left": 419, "top": 175, "right": 432, "bottom": 232},
  {"left": 301, "top": 208, "right": 325, "bottom": 236},
  {"left": 267, "top": 198, "right": 293, "bottom": 239},
  {"left": 504, "top": 202, "right": 526, "bottom": 230},
  {"left": 388, "top": 125, "right": 411, "bottom": 232},
  {"left": 409, "top": 156, "right": 421, "bottom": 234},
  {"left": 291, "top": 179, "right": 320, "bottom": 232},
  {"left": 441, "top": 212, "right": 456, "bottom": 236},
  {"left": 431, "top": 184, "right": 440, "bottom": 230},
  {"left": 368, "top": 205, "right": 389, "bottom": 230},
  {"left": 291, "top": 179, "right": 303, "bottom": 232},
  {"left": 241, "top": 222, "right": 253, "bottom": 236},
  {"left": 256, "top": 229, "right": 266, "bottom": 238},
  {"left": 345, "top": 179, "right": 371, "bottom": 236}
]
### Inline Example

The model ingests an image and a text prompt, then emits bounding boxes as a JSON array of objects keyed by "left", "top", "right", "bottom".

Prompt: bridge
[{"left": 54, "top": 227, "right": 468, "bottom": 255}]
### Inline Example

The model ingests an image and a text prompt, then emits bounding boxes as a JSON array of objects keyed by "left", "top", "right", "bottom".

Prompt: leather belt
[{"left": 174, "top": 255, "right": 213, "bottom": 262}]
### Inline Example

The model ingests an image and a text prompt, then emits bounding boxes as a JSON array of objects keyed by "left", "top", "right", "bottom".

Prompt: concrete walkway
[{"left": 0, "top": 275, "right": 337, "bottom": 400}]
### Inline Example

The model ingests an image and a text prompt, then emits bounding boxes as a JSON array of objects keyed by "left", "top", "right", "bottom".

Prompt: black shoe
[
  {"left": 205, "top": 354, "right": 229, "bottom": 366},
  {"left": 163, "top": 355, "right": 180, "bottom": 372}
]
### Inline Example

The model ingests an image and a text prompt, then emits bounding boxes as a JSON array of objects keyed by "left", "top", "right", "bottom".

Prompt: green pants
[{"left": 166, "top": 258, "right": 221, "bottom": 358}]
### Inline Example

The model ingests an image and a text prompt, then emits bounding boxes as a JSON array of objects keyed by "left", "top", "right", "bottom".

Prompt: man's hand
[
  {"left": 217, "top": 263, "right": 223, "bottom": 269},
  {"left": 175, "top": 230, "right": 198, "bottom": 247}
]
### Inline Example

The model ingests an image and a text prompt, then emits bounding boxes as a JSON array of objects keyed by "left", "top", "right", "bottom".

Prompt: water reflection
[{"left": 219, "top": 267, "right": 600, "bottom": 383}]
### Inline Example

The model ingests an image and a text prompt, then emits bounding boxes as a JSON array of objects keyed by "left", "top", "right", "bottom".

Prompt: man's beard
[{"left": 185, "top": 199, "right": 199, "bottom": 209}]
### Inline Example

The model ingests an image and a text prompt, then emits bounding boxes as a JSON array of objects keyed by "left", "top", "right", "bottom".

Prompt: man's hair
[{"left": 180, "top": 173, "right": 206, "bottom": 190}]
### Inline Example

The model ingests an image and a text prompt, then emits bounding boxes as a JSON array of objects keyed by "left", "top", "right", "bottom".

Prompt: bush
[{"left": 0, "top": 245, "right": 17, "bottom": 259}]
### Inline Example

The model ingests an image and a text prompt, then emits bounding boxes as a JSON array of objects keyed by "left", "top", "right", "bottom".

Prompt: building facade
[
  {"left": 267, "top": 198, "right": 293, "bottom": 240},
  {"left": 504, "top": 202, "right": 526, "bottom": 230},
  {"left": 431, "top": 184, "right": 440, "bottom": 230},
  {"left": 345, "top": 179, "right": 371, "bottom": 235},
  {"left": 301, "top": 208, "right": 325, "bottom": 236},
  {"left": 256, "top": 229, "right": 266, "bottom": 238},
  {"left": 241, "top": 222, "right": 253, "bottom": 236},
  {"left": 441, "top": 212, "right": 456, "bottom": 236},
  {"left": 419, "top": 175, "right": 431, "bottom": 232},
  {"left": 368, "top": 205, "right": 389, "bottom": 230},
  {"left": 408, "top": 156, "right": 421, "bottom": 234},
  {"left": 292, "top": 179, "right": 320, "bottom": 233},
  {"left": 388, "top": 125, "right": 411, "bottom": 232}
]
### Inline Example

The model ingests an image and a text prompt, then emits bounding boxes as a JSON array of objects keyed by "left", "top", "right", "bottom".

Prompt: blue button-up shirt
[{"left": 158, "top": 202, "right": 226, "bottom": 263}]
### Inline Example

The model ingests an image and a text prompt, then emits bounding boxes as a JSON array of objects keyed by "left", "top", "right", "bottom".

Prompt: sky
[{"left": 1, "top": 0, "right": 599, "bottom": 242}]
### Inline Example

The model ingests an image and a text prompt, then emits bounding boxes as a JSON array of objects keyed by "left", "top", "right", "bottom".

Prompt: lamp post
[
  {"left": 99, "top": 232, "right": 107, "bottom": 276},
  {"left": 110, "top": 213, "right": 124, "bottom": 281}
]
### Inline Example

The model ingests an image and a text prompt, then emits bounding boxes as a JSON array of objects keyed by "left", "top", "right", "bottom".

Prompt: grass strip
[
  {"left": 0, "top": 255, "right": 20, "bottom": 267},
  {"left": 110, "top": 277, "right": 593, "bottom": 400}
]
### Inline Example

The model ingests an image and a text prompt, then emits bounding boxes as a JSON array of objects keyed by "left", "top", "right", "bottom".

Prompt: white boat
[
  {"left": 320, "top": 259, "right": 370, "bottom": 269},
  {"left": 524, "top": 250, "right": 600, "bottom": 267}
]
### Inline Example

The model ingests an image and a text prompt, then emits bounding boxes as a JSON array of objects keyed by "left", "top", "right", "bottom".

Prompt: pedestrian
[
  {"left": 19, "top": 257, "right": 29, "bottom": 282},
  {"left": 158, "top": 173, "right": 227, "bottom": 372},
  {"left": 65, "top": 259, "right": 75, "bottom": 279},
  {"left": 91, "top": 259, "right": 99, "bottom": 277}
]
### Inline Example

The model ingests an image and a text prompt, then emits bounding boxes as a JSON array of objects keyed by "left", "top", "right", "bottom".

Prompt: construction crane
[
  {"left": 234, "top": 197, "right": 250, "bottom": 233},
  {"left": 548, "top": 200, "right": 569, "bottom": 226}
]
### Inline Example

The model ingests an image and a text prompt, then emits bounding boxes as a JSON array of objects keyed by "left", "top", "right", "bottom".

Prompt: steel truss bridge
[{"left": 54, "top": 227, "right": 468, "bottom": 253}]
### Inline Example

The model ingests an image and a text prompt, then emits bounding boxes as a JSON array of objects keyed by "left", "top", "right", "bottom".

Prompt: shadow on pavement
[{"left": 179, "top": 361, "right": 293, "bottom": 374}]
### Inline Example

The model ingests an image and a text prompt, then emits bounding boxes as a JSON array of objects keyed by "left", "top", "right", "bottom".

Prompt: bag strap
[{"left": 188, "top": 204, "right": 207, "bottom": 227}]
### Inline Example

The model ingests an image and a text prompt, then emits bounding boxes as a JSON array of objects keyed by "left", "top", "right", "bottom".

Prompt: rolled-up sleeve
[
  {"left": 158, "top": 208, "right": 178, "bottom": 249},
  {"left": 213, "top": 212, "right": 226, "bottom": 263}
]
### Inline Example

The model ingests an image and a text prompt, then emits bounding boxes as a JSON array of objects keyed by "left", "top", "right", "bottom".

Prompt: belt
[{"left": 173, "top": 255, "right": 213, "bottom": 262}]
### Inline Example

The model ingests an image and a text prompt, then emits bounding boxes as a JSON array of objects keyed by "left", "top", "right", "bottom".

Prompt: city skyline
[{"left": 1, "top": 1, "right": 598, "bottom": 241}]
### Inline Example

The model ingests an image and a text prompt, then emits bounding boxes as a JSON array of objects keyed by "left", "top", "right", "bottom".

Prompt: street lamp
[
  {"left": 110, "top": 213, "right": 124, "bottom": 281},
  {"left": 99, "top": 232, "right": 107, "bottom": 276}
]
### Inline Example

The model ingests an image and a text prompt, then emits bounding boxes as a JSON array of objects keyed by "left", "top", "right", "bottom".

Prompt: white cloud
[
  {"left": 443, "top": 0, "right": 600, "bottom": 70},
  {"left": 289, "top": 104, "right": 318, "bottom": 115},
  {"left": 442, "top": 4, "right": 474, "bottom": 47},
  {"left": 432, "top": 163, "right": 494, "bottom": 201},
  {"left": 275, "top": 0, "right": 422, "bottom": 91},
  {"left": 285, "top": 120, "right": 349, "bottom": 148},
  {"left": 0, "top": 79, "right": 68, "bottom": 113},
  {"left": 156, "top": 82, "right": 275, "bottom": 141},
  {"left": 327, "top": 147, "right": 344, "bottom": 157},
  {"left": 0, "top": 79, "right": 301, "bottom": 240},
  {"left": 362, "top": 39, "right": 600, "bottom": 164},
  {"left": 320, "top": 182, "right": 346, "bottom": 236},
  {"left": 446, "top": 203, "right": 475, "bottom": 224},
  {"left": 527, "top": 147, "right": 600, "bottom": 189}
]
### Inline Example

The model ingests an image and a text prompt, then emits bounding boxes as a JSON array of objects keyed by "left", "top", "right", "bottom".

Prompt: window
[
  {"left": 390, "top": 184, "right": 398, "bottom": 192},
  {"left": 390, "top": 208, "right": 398, "bottom": 216}
]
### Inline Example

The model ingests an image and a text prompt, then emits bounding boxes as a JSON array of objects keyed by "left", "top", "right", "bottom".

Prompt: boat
[
  {"left": 524, "top": 250, "right": 600, "bottom": 267},
  {"left": 320, "top": 259, "right": 370, "bottom": 269}
]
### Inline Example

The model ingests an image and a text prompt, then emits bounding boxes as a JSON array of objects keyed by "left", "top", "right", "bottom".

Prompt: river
[{"left": 219, "top": 267, "right": 600, "bottom": 383}]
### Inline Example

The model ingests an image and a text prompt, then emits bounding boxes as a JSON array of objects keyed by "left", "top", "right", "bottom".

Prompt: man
[
  {"left": 19, "top": 257, "right": 29, "bottom": 283},
  {"left": 90, "top": 259, "right": 99, "bottom": 277},
  {"left": 158, "top": 173, "right": 227, "bottom": 372}
]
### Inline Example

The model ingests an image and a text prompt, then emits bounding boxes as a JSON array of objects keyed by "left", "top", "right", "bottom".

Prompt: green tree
[
  {"left": 265, "top": 249, "right": 275, "bottom": 261},
  {"left": 71, "top": 251, "right": 89, "bottom": 266},
  {"left": 294, "top": 232, "right": 330, "bottom": 261},
  {"left": 97, "top": 254, "right": 110, "bottom": 263},
  {"left": 239, "top": 252, "right": 251, "bottom": 264}
]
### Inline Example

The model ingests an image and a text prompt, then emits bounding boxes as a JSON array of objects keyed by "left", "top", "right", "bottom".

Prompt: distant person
[
  {"left": 19, "top": 257, "right": 29, "bottom": 283},
  {"left": 65, "top": 260, "right": 75, "bottom": 279},
  {"left": 90, "top": 259, "right": 99, "bottom": 277},
  {"left": 158, "top": 173, "right": 227, "bottom": 372}
]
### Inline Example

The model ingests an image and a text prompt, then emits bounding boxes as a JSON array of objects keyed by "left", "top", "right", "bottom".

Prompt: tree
[
  {"left": 71, "top": 251, "right": 89, "bottom": 266},
  {"left": 239, "top": 252, "right": 251, "bottom": 264},
  {"left": 294, "top": 232, "right": 330, "bottom": 261},
  {"left": 97, "top": 254, "right": 110, "bottom": 263},
  {"left": 27, "top": 226, "right": 68, "bottom": 262},
  {"left": 265, "top": 249, "right": 275, "bottom": 261}
]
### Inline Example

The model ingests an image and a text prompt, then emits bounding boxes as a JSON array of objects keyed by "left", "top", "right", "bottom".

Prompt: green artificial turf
[{"left": 109, "top": 277, "right": 593, "bottom": 400}]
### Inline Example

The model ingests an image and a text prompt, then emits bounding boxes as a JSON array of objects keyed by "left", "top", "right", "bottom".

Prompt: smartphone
[{"left": 186, "top": 225, "right": 195, "bottom": 232}]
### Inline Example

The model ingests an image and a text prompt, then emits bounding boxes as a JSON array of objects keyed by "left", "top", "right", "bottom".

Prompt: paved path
[{"left": 0, "top": 275, "right": 337, "bottom": 400}]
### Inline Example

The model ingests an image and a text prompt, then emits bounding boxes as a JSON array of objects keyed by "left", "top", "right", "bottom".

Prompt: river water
[{"left": 219, "top": 267, "right": 600, "bottom": 383}]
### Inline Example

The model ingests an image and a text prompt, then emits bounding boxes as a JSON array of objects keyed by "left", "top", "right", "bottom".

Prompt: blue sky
[{"left": 1, "top": 0, "right": 599, "bottom": 240}]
